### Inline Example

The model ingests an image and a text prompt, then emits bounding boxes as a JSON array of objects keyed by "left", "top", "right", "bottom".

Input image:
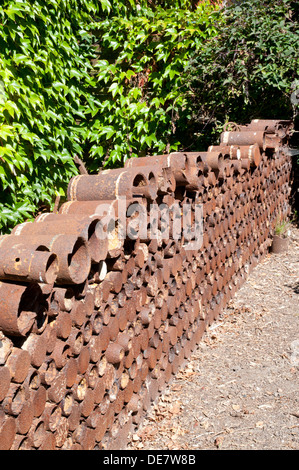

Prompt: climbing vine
[{"left": 0, "top": 0, "right": 219, "bottom": 233}]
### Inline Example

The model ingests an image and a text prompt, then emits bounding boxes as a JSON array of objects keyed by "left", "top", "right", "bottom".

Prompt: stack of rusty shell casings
[
  {"left": 208, "top": 143, "right": 262, "bottom": 168},
  {"left": 239, "top": 119, "right": 294, "bottom": 139},
  {"left": 3, "top": 233, "right": 90, "bottom": 286},
  {"left": 0, "top": 118, "right": 293, "bottom": 450},
  {"left": 13, "top": 214, "right": 108, "bottom": 264},
  {"left": 58, "top": 198, "right": 148, "bottom": 259},
  {"left": 0, "top": 282, "right": 45, "bottom": 337},
  {"left": 220, "top": 118, "right": 293, "bottom": 152},
  {"left": 124, "top": 152, "right": 188, "bottom": 186},
  {"left": 124, "top": 162, "right": 176, "bottom": 195},
  {"left": 220, "top": 129, "right": 281, "bottom": 151}
]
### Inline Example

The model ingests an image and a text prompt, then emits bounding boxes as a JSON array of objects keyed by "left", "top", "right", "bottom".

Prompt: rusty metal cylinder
[
  {"left": 2, "top": 234, "right": 90, "bottom": 285},
  {"left": 129, "top": 164, "right": 176, "bottom": 194},
  {"left": 12, "top": 214, "right": 108, "bottom": 264},
  {"left": 208, "top": 144, "right": 240, "bottom": 160},
  {"left": 0, "top": 282, "right": 43, "bottom": 336},
  {"left": 184, "top": 151, "right": 226, "bottom": 172},
  {"left": 67, "top": 167, "right": 157, "bottom": 201},
  {"left": 238, "top": 144, "right": 262, "bottom": 166},
  {"left": 0, "top": 237, "right": 58, "bottom": 284},
  {"left": 59, "top": 198, "right": 147, "bottom": 228},
  {"left": 125, "top": 152, "right": 188, "bottom": 185},
  {"left": 244, "top": 119, "right": 293, "bottom": 138},
  {"left": 220, "top": 130, "right": 280, "bottom": 150},
  {"left": 208, "top": 143, "right": 261, "bottom": 167}
]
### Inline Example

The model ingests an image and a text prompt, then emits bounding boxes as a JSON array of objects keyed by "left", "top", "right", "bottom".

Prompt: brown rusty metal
[
  {"left": 48, "top": 286, "right": 74, "bottom": 316},
  {"left": 59, "top": 198, "right": 147, "bottom": 228},
  {"left": 125, "top": 152, "right": 188, "bottom": 186},
  {"left": 238, "top": 144, "right": 262, "bottom": 166},
  {"left": 220, "top": 130, "right": 280, "bottom": 150},
  {"left": 0, "top": 366, "right": 11, "bottom": 404},
  {"left": 242, "top": 119, "right": 294, "bottom": 138},
  {"left": 13, "top": 214, "right": 108, "bottom": 264},
  {"left": 22, "top": 334, "right": 47, "bottom": 368},
  {"left": 0, "top": 117, "right": 293, "bottom": 450},
  {"left": 208, "top": 143, "right": 261, "bottom": 167},
  {"left": 0, "top": 236, "right": 58, "bottom": 285},
  {"left": 0, "top": 333, "right": 14, "bottom": 366},
  {"left": 0, "top": 282, "right": 44, "bottom": 336},
  {"left": 208, "top": 144, "right": 240, "bottom": 160},
  {"left": 128, "top": 164, "right": 176, "bottom": 195},
  {"left": 0, "top": 414, "right": 16, "bottom": 450},
  {"left": 67, "top": 167, "right": 157, "bottom": 201},
  {"left": 3, "top": 234, "right": 90, "bottom": 285},
  {"left": 5, "top": 348, "right": 31, "bottom": 384}
]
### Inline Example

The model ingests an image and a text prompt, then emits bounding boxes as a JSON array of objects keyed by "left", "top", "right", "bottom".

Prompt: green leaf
[
  {"left": 99, "top": 126, "right": 115, "bottom": 139},
  {"left": 108, "top": 82, "right": 119, "bottom": 98}
]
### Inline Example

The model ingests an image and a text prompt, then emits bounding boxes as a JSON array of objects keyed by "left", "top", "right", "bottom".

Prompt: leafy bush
[{"left": 184, "top": 0, "right": 299, "bottom": 149}]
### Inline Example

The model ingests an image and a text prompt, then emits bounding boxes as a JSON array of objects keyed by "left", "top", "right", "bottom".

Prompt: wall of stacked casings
[{"left": 0, "top": 119, "right": 294, "bottom": 450}]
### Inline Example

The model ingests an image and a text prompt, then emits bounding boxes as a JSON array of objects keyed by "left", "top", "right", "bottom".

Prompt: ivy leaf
[{"left": 108, "top": 82, "right": 119, "bottom": 98}]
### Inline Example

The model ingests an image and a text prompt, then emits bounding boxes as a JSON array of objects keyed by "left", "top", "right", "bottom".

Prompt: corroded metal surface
[
  {"left": 0, "top": 239, "right": 58, "bottom": 285},
  {"left": 0, "top": 119, "right": 293, "bottom": 450},
  {"left": 67, "top": 167, "right": 158, "bottom": 201}
]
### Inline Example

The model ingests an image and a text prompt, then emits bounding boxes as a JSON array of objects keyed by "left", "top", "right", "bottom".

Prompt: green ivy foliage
[
  {"left": 0, "top": 0, "right": 106, "bottom": 232},
  {"left": 2, "top": 0, "right": 296, "bottom": 233},
  {"left": 0, "top": 0, "right": 219, "bottom": 233},
  {"left": 81, "top": 0, "right": 220, "bottom": 171}
]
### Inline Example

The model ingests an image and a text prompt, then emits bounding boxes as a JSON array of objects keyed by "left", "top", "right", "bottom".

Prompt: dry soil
[{"left": 127, "top": 226, "right": 299, "bottom": 451}]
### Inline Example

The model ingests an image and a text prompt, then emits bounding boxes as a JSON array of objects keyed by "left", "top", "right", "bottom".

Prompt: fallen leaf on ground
[{"left": 215, "top": 436, "right": 224, "bottom": 448}]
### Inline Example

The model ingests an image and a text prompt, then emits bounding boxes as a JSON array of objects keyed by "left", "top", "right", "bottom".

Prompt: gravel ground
[{"left": 127, "top": 226, "right": 299, "bottom": 451}]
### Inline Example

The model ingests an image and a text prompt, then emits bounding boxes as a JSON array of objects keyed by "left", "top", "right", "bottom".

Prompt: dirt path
[{"left": 127, "top": 226, "right": 299, "bottom": 451}]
